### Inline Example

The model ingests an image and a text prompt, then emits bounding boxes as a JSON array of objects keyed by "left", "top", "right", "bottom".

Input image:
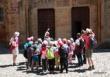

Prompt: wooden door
[
  {"left": 38, "top": 9, "right": 55, "bottom": 39},
  {"left": 71, "top": 7, "right": 90, "bottom": 39}
]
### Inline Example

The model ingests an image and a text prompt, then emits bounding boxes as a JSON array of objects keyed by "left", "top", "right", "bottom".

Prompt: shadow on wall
[
  {"left": 0, "top": 43, "right": 24, "bottom": 54},
  {"left": 96, "top": 39, "right": 110, "bottom": 49},
  {"left": 0, "top": 43, "right": 9, "bottom": 54},
  {"left": 94, "top": 39, "right": 110, "bottom": 52}
]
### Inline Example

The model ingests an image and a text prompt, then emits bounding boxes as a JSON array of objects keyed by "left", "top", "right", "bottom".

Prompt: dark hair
[
  {"left": 77, "top": 33, "right": 81, "bottom": 37},
  {"left": 42, "top": 44, "right": 46, "bottom": 48}
]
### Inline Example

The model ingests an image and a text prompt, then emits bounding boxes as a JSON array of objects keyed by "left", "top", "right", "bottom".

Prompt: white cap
[
  {"left": 14, "top": 31, "right": 20, "bottom": 36},
  {"left": 30, "top": 36, "right": 34, "bottom": 40},
  {"left": 58, "top": 38, "right": 62, "bottom": 41},
  {"left": 49, "top": 41, "right": 54, "bottom": 46},
  {"left": 43, "top": 40, "right": 48, "bottom": 45},
  {"left": 38, "top": 38, "right": 42, "bottom": 42},
  {"left": 86, "top": 28, "right": 91, "bottom": 33},
  {"left": 70, "top": 38, "right": 74, "bottom": 42},
  {"left": 68, "top": 40, "right": 71, "bottom": 44},
  {"left": 27, "top": 37, "right": 31, "bottom": 41},
  {"left": 27, "top": 36, "right": 34, "bottom": 41}
]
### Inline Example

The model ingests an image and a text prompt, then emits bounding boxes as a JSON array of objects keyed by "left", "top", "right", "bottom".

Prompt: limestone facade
[{"left": 0, "top": 0, "right": 109, "bottom": 44}]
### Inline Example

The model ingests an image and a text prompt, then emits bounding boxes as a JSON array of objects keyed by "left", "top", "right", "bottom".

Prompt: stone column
[
  {"left": 0, "top": 0, "right": 7, "bottom": 43},
  {"left": 55, "top": 7, "right": 71, "bottom": 39},
  {"left": 97, "top": 0, "right": 102, "bottom": 42},
  {"left": 5, "top": 0, "right": 19, "bottom": 42},
  {"left": 103, "top": 0, "right": 110, "bottom": 40},
  {"left": 30, "top": 8, "right": 38, "bottom": 40}
]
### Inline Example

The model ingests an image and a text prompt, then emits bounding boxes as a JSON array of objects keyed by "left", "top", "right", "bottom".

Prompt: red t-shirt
[
  {"left": 82, "top": 34, "right": 90, "bottom": 49},
  {"left": 84, "top": 34, "right": 90, "bottom": 49},
  {"left": 41, "top": 47, "right": 47, "bottom": 59}
]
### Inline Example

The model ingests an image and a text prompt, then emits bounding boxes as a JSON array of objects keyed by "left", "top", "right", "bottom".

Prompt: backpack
[
  {"left": 9, "top": 41, "right": 17, "bottom": 53},
  {"left": 90, "top": 37, "right": 97, "bottom": 48},
  {"left": 79, "top": 39, "right": 85, "bottom": 48},
  {"left": 23, "top": 49, "right": 28, "bottom": 58},
  {"left": 47, "top": 49, "right": 54, "bottom": 59},
  {"left": 60, "top": 45, "right": 68, "bottom": 58}
]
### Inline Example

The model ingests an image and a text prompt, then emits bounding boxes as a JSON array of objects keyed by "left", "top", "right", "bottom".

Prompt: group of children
[{"left": 23, "top": 28, "right": 97, "bottom": 74}]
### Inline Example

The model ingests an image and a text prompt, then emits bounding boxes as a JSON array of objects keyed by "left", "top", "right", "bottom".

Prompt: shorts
[
  {"left": 55, "top": 57, "right": 60, "bottom": 64},
  {"left": 12, "top": 47, "right": 19, "bottom": 56},
  {"left": 32, "top": 55, "right": 39, "bottom": 62},
  {"left": 85, "top": 49, "right": 93, "bottom": 58}
]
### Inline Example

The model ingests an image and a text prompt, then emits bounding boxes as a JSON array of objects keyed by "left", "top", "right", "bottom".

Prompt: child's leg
[{"left": 31, "top": 60, "right": 34, "bottom": 71}]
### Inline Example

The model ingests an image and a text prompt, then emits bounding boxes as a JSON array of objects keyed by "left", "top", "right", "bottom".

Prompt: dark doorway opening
[
  {"left": 74, "top": 21, "right": 82, "bottom": 34},
  {"left": 38, "top": 9, "right": 55, "bottom": 39},
  {"left": 71, "top": 7, "right": 90, "bottom": 39}
]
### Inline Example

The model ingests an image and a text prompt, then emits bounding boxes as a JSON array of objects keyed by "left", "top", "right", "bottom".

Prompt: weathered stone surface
[
  {"left": 76, "top": 0, "right": 90, "bottom": 5},
  {"left": 55, "top": 8, "right": 71, "bottom": 38},
  {"left": 103, "top": 0, "right": 110, "bottom": 40},
  {"left": 56, "top": 0, "right": 70, "bottom": 7},
  {"left": 0, "top": 0, "right": 110, "bottom": 45}
]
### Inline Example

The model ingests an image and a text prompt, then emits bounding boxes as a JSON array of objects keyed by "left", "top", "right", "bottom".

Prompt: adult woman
[{"left": 9, "top": 32, "right": 20, "bottom": 66}]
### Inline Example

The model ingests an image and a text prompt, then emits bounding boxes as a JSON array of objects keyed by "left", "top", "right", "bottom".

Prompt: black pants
[
  {"left": 83, "top": 48, "right": 86, "bottom": 64},
  {"left": 48, "top": 58, "right": 55, "bottom": 72},
  {"left": 42, "top": 59, "right": 47, "bottom": 71},
  {"left": 60, "top": 57, "right": 68, "bottom": 73},
  {"left": 76, "top": 53, "right": 83, "bottom": 66},
  {"left": 38, "top": 54, "right": 41, "bottom": 66}
]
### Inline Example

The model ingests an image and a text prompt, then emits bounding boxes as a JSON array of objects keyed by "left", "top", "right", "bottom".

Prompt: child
[{"left": 31, "top": 46, "right": 39, "bottom": 71}]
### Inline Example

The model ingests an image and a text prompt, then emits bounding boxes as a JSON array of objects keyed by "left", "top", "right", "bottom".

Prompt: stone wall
[
  {"left": 0, "top": 0, "right": 7, "bottom": 43},
  {"left": 0, "top": 0, "right": 107, "bottom": 44},
  {"left": 55, "top": 8, "right": 71, "bottom": 39},
  {"left": 5, "top": 0, "right": 19, "bottom": 43},
  {"left": 18, "top": 0, "right": 27, "bottom": 42},
  {"left": 103, "top": 0, "right": 110, "bottom": 40},
  {"left": 29, "top": 0, "right": 99, "bottom": 40}
]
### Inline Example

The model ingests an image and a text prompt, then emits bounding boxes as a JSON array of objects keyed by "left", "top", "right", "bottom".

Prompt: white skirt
[{"left": 12, "top": 47, "right": 19, "bottom": 56}]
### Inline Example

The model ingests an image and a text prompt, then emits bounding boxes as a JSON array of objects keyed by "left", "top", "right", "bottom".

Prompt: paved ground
[{"left": 0, "top": 52, "right": 110, "bottom": 77}]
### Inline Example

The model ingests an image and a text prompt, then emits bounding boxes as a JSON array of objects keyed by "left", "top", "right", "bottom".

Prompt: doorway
[
  {"left": 38, "top": 9, "right": 55, "bottom": 39},
  {"left": 71, "top": 7, "right": 90, "bottom": 39}
]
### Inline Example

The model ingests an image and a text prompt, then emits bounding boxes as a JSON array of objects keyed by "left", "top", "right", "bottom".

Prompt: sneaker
[
  {"left": 88, "top": 66, "right": 92, "bottom": 70},
  {"left": 60, "top": 70, "right": 63, "bottom": 73},
  {"left": 43, "top": 70, "right": 48, "bottom": 74},
  {"left": 66, "top": 70, "right": 68, "bottom": 73},
  {"left": 31, "top": 67, "right": 34, "bottom": 71},
  {"left": 91, "top": 65, "right": 95, "bottom": 70},
  {"left": 13, "top": 63, "right": 16, "bottom": 66}
]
